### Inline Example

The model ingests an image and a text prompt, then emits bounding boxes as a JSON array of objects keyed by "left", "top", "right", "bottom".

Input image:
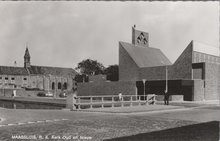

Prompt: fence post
[
  {"left": 130, "top": 96, "right": 133, "bottom": 107},
  {"left": 146, "top": 95, "right": 149, "bottom": 105},
  {"left": 90, "top": 97, "right": 93, "bottom": 109},
  {"left": 121, "top": 96, "right": 124, "bottom": 107},
  {"left": 112, "top": 96, "right": 114, "bottom": 107},
  {"left": 153, "top": 94, "right": 156, "bottom": 105},
  {"left": 78, "top": 97, "right": 81, "bottom": 110},
  {"left": 138, "top": 96, "right": 141, "bottom": 106},
  {"left": 101, "top": 97, "right": 104, "bottom": 108}
]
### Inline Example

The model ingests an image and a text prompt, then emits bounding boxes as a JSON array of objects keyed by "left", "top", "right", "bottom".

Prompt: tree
[
  {"left": 74, "top": 74, "right": 89, "bottom": 83},
  {"left": 105, "top": 65, "right": 119, "bottom": 81},
  {"left": 75, "top": 59, "right": 105, "bottom": 76}
]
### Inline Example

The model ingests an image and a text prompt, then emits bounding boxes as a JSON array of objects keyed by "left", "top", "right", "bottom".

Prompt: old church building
[{"left": 0, "top": 47, "right": 76, "bottom": 94}]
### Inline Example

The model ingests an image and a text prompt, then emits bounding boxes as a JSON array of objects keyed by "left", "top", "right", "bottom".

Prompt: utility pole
[
  {"left": 142, "top": 79, "right": 146, "bottom": 100},
  {"left": 165, "top": 65, "right": 168, "bottom": 93}
]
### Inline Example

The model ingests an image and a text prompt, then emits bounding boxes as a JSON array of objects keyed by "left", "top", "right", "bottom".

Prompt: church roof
[
  {"left": 119, "top": 41, "right": 172, "bottom": 68},
  {"left": 0, "top": 66, "right": 28, "bottom": 75},
  {"left": 27, "top": 65, "right": 76, "bottom": 76},
  {"left": 0, "top": 65, "right": 76, "bottom": 76}
]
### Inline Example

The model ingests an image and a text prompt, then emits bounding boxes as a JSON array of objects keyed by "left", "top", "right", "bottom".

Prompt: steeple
[
  {"left": 24, "top": 46, "right": 31, "bottom": 68},
  {"left": 132, "top": 25, "right": 149, "bottom": 47}
]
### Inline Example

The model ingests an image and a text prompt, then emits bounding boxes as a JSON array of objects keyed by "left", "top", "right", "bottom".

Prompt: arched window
[
  {"left": 63, "top": 82, "right": 67, "bottom": 90},
  {"left": 52, "top": 82, "right": 55, "bottom": 90},
  {"left": 58, "top": 82, "right": 62, "bottom": 90}
]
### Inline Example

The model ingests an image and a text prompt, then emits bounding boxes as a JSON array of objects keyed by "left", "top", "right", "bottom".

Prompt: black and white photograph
[{"left": 0, "top": 1, "right": 219, "bottom": 141}]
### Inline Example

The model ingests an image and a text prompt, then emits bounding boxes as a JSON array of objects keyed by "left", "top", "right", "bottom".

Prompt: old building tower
[{"left": 24, "top": 47, "right": 31, "bottom": 68}]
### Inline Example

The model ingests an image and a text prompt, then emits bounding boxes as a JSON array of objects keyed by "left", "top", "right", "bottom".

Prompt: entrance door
[
  {"left": 136, "top": 81, "right": 144, "bottom": 100},
  {"left": 182, "top": 86, "right": 193, "bottom": 101}
]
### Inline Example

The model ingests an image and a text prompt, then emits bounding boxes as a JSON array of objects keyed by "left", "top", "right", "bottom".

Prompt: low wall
[
  {"left": 155, "top": 95, "right": 183, "bottom": 101},
  {"left": 0, "top": 88, "right": 44, "bottom": 97},
  {"left": 77, "top": 81, "right": 136, "bottom": 96},
  {"left": 204, "top": 80, "right": 220, "bottom": 100},
  {"left": 0, "top": 96, "right": 66, "bottom": 106}
]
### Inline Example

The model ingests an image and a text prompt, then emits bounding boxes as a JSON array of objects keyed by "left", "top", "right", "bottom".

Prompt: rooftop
[{"left": 119, "top": 41, "right": 172, "bottom": 68}]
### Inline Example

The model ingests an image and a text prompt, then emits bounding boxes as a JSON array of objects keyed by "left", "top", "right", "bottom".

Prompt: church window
[
  {"left": 52, "top": 82, "right": 55, "bottom": 90},
  {"left": 5, "top": 77, "right": 8, "bottom": 80},
  {"left": 58, "top": 82, "right": 62, "bottom": 89},
  {"left": 63, "top": 82, "right": 67, "bottom": 90},
  {"left": 11, "top": 77, "right": 15, "bottom": 80},
  {"left": 23, "top": 78, "right": 27, "bottom": 80},
  {"left": 0, "top": 77, "right": 2, "bottom": 80}
]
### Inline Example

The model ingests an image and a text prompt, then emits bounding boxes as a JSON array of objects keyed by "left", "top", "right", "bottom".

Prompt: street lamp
[
  {"left": 165, "top": 65, "right": 168, "bottom": 94},
  {"left": 142, "top": 79, "right": 146, "bottom": 100},
  {"left": 161, "top": 61, "right": 168, "bottom": 93}
]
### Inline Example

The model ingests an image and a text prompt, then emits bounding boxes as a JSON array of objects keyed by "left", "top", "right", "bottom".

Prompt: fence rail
[{"left": 73, "top": 94, "right": 157, "bottom": 110}]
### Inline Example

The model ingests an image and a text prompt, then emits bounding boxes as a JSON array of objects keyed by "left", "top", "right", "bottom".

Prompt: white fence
[{"left": 73, "top": 94, "right": 157, "bottom": 110}]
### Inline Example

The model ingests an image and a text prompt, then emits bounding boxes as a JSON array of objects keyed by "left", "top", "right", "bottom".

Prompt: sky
[{"left": 0, "top": 1, "right": 219, "bottom": 69}]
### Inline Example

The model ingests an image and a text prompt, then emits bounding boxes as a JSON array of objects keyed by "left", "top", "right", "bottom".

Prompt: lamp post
[
  {"left": 165, "top": 65, "right": 168, "bottom": 94},
  {"left": 142, "top": 79, "right": 146, "bottom": 100},
  {"left": 161, "top": 61, "right": 168, "bottom": 94}
]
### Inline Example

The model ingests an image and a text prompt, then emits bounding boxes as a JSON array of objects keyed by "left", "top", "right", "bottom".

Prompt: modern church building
[{"left": 78, "top": 26, "right": 220, "bottom": 101}]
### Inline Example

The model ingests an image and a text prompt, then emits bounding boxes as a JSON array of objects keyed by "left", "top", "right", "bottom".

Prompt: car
[
  {"left": 45, "top": 92, "right": 53, "bottom": 97},
  {"left": 37, "top": 92, "right": 46, "bottom": 97},
  {"left": 59, "top": 92, "right": 67, "bottom": 98}
]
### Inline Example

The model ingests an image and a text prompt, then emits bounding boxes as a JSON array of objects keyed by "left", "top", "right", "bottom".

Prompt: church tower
[
  {"left": 132, "top": 25, "right": 149, "bottom": 47},
  {"left": 24, "top": 47, "right": 31, "bottom": 68}
]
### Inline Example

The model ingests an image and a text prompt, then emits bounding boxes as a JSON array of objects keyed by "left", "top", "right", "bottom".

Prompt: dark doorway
[
  {"left": 182, "top": 86, "right": 193, "bottom": 101},
  {"left": 63, "top": 82, "right": 67, "bottom": 90},
  {"left": 52, "top": 82, "right": 55, "bottom": 90},
  {"left": 58, "top": 82, "right": 62, "bottom": 90},
  {"left": 136, "top": 81, "right": 144, "bottom": 100}
]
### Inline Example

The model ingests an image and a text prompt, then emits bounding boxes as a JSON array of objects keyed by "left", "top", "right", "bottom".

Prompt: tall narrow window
[
  {"left": 63, "top": 82, "right": 67, "bottom": 90},
  {"left": 52, "top": 82, "right": 55, "bottom": 90},
  {"left": 58, "top": 82, "right": 62, "bottom": 90}
]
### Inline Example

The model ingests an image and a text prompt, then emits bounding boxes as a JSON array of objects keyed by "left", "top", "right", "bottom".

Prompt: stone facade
[
  {"left": 77, "top": 81, "right": 136, "bottom": 96},
  {"left": 169, "top": 42, "right": 193, "bottom": 80},
  {"left": 204, "top": 63, "right": 220, "bottom": 100},
  {"left": 119, "top": 42, "right": 139, "bottom": 81},
  {"left": 139, "top": 66, "right": 167, "bottom": 80}
]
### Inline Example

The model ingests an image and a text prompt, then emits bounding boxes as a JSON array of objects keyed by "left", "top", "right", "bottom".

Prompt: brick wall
[
  {"left": 204, "top": 63, "right": 220, "bottom": 100},
  {"left": 193, "top": 51, "right": 220, "bottom": 64},
  {"left": 119, "top": 43, "right": 139, "bottom": 81},
  {"left": 170, "top": 42, "right": 193, "bottom": 80},
  {"left": 0, "top": 88, "right": 44, "bottom": 97},
  {"left": 139, "top": 66, "right": 168, "bottom": 80},
  {"left": 193, "top": 80, "right": 205, "bottom": 101},
  {"left": 77, "top": 81, "right": 136, "bottom": 96}
]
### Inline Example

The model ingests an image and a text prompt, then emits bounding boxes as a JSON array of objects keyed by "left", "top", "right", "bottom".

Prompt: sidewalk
[
  {"left": 78, "top": 105, "right": 185, "bottom": 113},
  {"left": 77, "top": 100, "right": 219, "bottom": 113}
]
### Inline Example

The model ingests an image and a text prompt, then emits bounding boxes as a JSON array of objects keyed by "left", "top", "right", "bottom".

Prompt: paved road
[
  {"left": 147, "top": 106, "right": 220, "bottom": 123},
  {"left": 0, "top": 105, "right": 219, "bottom": 141}
]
